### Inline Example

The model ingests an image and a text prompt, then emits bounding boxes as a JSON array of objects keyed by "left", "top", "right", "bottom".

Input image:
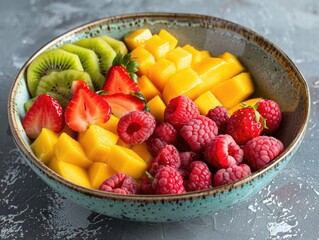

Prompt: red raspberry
[
  {"left": 257, "top": 99, "right": 282, "bottom": 134},
  {"left": 204, "top": 134, "right": 243, "bottom": 169},
  {"left": 226, "top": 106, "right": 263, "bottom": 145},
  {"left": 139, "top": 178, "right": 155, "bottom": 194},
  {"left": 244, "top": 136, "right": 284, "bottom": 170},
  {"left": 152, "top": 122, "right": 178, "bottom": 145},
  {"left": 180, "top": 115, "right": 218, "bottom": 152},
  {"left": 153, "top": 166, "right": 186, "bottom": 194},
  {"left": 117, "top": 110, "right": 156, "bottom": 144},
  {"left": 213, "top": 164, "right": 252, "bottom": 187},
  {"left": 183, "top": 161, "right": 212, "bottom": 191},
  {"left": 206, "top": 106, "right": 229, "bottom": 134},
  {"left": 179, "top": 151, "right": 198, "bottom": 168},
  {"left": 99, "top": 173, "right": 138, "bottom": 194},
  {"left": 164, "top": 96, "right": 200, "bottom": 130},
  {"left": 147, "top": 137, "right": 168, "bottom": 156},
  {"left": 148, "top": 144, "right": 181, "bottom": 176}
]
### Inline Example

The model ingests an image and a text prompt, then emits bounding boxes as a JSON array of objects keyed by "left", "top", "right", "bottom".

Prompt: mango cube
[
  {"left": 130, "top": 47, "right": 155, "bottom": 76},
  {"left": 124, "top": 28, "right": 152, "bottom": 50},
  {"left": 31, "top": 128, "right": 59, "bottom": 165},
  {"left": 147, "top": 59, "right": 176, "bottom": 91},
  {"left": 116, "top": 138, "right": 132, "bottom": 149},
  {"left": 211, "top": 72, "right": 254, "bottom": 109},
  {"left": 147, "top": 95, "right": 166, "bottom": 123},
  {"left": 54, "top": 133, "right": 92, "bottom": 168},
  {"left": 219, "top": 52, "right": 245, "bottom": 79},
  {"left": 96, "top": 114, "right": 119, "bottom": 134},
  {"left": 78, "top": 125, "right": 118, "bottom": 163},
  {"left": 183, "top": 44, "right": 211, "bottom": 66},
  {"left": 138, "top": 75, "right": 161, "bottom": 101},
  {"left": 165, "top": 46, "right": 192, "bottom": 71},
  {"left": 49, "top": 156, "right": 91, "bottom": 188},
  {"left": 131, "top": 143, "right": 153, "bottom": 165},
  {"left": 88, "top": 162, "right": 117, "bottom": 189},
  {"left": 144, "top": 34, "right": 170, "bottom": 60},
  {"left": 228, "top": 97, "right": 263, "bottom": 115},
  {"left": 107, "top": 145, "right": 147, "bottom": 179},
  {"left": 162, "top": 67, "right": 202, "bottom": 104},
  {"left": 194, "top": 91, "right": 222, "bottom": 115},
  {"left": 158, "top": 29, "right": 178, "bottom": 50}
]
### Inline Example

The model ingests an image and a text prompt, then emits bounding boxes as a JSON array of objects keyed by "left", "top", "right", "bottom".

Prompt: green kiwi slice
[
  {"left": 60, "top": 43, "right": 106, "bottom": 90},
  {"left": 26, "top": 49, "right": 84, "bottom": 97},
  {"left": 74, "top": 38, "right": 116, "bottom": 76},
  {"left": 100, "top": 36, "right": 128, "bottom": 55},
  {"left": 35, "top": 69, "right": 93, "bottom": 108}
]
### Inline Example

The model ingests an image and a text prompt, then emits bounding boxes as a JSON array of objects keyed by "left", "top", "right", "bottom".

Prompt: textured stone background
[{"left": 1, "top": 0, "right": 319, "bottom": 239}]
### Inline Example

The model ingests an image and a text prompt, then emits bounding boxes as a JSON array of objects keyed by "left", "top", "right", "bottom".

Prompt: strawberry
[
  {"left": 102, "top": 93, "right": 145, "bottom": 118},
  {"left": 64, "top": 86, "right": 111, "bottom": 132},
  {"left": 22, "top": 93, "right": 64, "bottom": 139},
  {"left": 226, "top": 104, "right": 266, "bottom": 145},
  {"left": 103, "top": 54, "right": 140, "bottom": 94}
]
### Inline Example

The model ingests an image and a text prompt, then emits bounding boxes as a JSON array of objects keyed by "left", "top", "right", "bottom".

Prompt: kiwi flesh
[
  {"left": 60, "top": 44, "right": 106, "bottom": 90},
  {"left": 100, "top": 36, "right": 128, "bottom": 56},
  {"left": 26, "top": 49, "right": 84, "bottom": 97},
  {"left": 74, "top": 38, "right": 116, "bottom": 76},
  {"left": 35, "top": 69, "right": 93, "bottom": 109}
]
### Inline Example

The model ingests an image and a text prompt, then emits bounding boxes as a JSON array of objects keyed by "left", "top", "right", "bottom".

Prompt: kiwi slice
[
  {"left": 100, "top": 35, "right": 128, "bottom": 55},
  {"left": 24, "top": 97, "right": 37, "bottom": 112},
  {"left": 26, "top": 49, "right": 84, "bottom": 97},
  {"left": 74, "top": 38, "right": 116, "bottom": 76},
  {"left": 35, "top": 69, "right": 93, "bottom": 108},
  {"left": 60, "top": 44, "right": 106, "bottom": 90}
]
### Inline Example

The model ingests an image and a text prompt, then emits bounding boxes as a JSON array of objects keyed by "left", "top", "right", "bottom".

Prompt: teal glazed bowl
[{"left": 8, "top": 13, "right": 310, "bottom": 222}]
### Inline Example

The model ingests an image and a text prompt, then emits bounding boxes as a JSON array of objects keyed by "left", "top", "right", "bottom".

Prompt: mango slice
[
  {"left": 88, "top": 162, "right": 117, "bottom": 189},
  {"left": 147, "top": 95, "right": 166, "bottom": 123},
  {"left": 138, "top": 75, "right": 161, "bottom": 101},
  {"left": 131, "top": 143, "right": 153, "bottom": 165},
  {"left": 130, "top": 47, "right": 155, "bottom": 76},
  {"left": 147, "top": 59, "right": 176, "bottom": 91},
  {"left": 158, "top": 29, "right": 178, "bottom": 50},
  {"left": 144, "top": 34, "right": 170, "bottom": 60},
  {"left": 219, "top": 52, "right": 245, "bottom": 79},
  {"left": 183, "top": 44, "right": 211, "bottom": 66},
  {"left": 78, "top": 125, "right": 118, "bottom": 163},
  {"left": 96, "top": 114, "right": 119, "bottom": 134},
  {"left": 124, "top": 28, "right": 152, "bottom": 51},
  {"left": 165, "top": 46, "right": 192, "bottom": 71},
  {"left": 194, "top": 91, "right": 222, "bottom": 115},
  {"left": 31, "top": 128, "right": 59, "bottom": 165}
]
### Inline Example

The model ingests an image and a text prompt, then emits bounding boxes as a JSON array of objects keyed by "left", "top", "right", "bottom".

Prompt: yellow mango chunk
[
  {"left": 96, "top": 114, "right": 119, "bottom": 134},
  {"left": 228, "top": 97, "right": 263, "bottom": 115},
  {"left": 54, "top": 133, "right": 92, "bottom": 168},
  {"left": 194, "top": 91, "right": 222, "bottom": 115},
  {"left": 144, "top": 34, "right": 170, "bottom": 60},
  {"left": 124, "top": 28, "right": 152, "bottom": 51},
  {"left": 158, "top": 29, "right": 178, "bottom": 50},
  {"left": 219, "top": 52, "right": 245, "bottom": 79},
  {"left": 49, "top": 156, "right": 91, "bottom": 188},
  {"left": 166, "top": 46, "right": 192, "bottom": 71},
  {"left": 78, "top": 125, "right": 118, "bottom": 163},
  {"left": 211, "top": 72, "right": 255, "bottom": 109},
  {"left": 183, "top": 44, "right": 211, "bottom": 66},
  {"left": 130, "top": 47, "right": 155, "bottom": 76},
  {"left": 88, "top": 162, "right": 117, "bottom": 189},
  {"left": 116, "top": 138, "right": 132, "bottom": 149},
  {"left": 107, "top": 145, "right": 147, "bottom": 179},
  {"left": 131, "top": 143, "right": 153, "bottom": 165},
  {"left": 138, "top": 75, "right": 161, "bottom": 101},
  {"left": 147, "top": 59, "right": 176, "bottom": 91},
  {"left": 147, "top": 95, "right": 166, "bottom": 123},
  {"left": 162, "top": 67, "right": 202, "bottom": 104},
  {"left": 31, "top": 128, "right": 59, "bottom": 165}
]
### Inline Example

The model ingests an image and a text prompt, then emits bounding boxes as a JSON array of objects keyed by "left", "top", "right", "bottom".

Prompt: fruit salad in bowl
[{"left": 8, "top": 13, "right": 310, "bottom": 222}]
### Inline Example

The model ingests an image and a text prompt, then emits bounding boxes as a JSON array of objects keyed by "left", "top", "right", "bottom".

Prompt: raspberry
[
  {"left": 99, "top": 173, "right": 138, "bottom": 194},
  {"left": 153, "top": 166, "right": 186, "bottom": 194},
  {"left": 117, "top": 110, "right": 156, "bottom": 144},
  {"left": 257, "top": 99, "right": 282, "bottom": 134},
  {"left": 139, "top": 177, "right": 155, "bottom": 194},
  {"left": 213, "top": 164, "right": 252, "bottom": 187},
  {"left": 183, "top": 161, "right": 212, "bottom": 191},
  {"left": 148, "top": 144, "right": 181, "bottom": 176},
  {"left": 179, "top": 151, "right": 198, "bottom": 168},
  {"left": 244, "top": 136, "right": 284, "bottom": 170},
  {"left": 206, "top": 106, "right": 229, "bottom": 134},
  {"left": 204, "top": 134, "right": 244, "bottom": 169},
  {"left": 152, "top": 122, "right": 178, "bottom": 145},
  {"left": 164, "top": 96, "right": 200, "bottom": 130},
  {"left": 147, "top": 137, "right": 168, "bottom": 156},
  {"left": 180, "top": 115, "right": 218, "bottom": 152}
]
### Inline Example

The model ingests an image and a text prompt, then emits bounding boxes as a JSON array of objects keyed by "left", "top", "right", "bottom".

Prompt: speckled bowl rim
[{"left": 8, "top": 12, "right": 310, "bottom": 202}]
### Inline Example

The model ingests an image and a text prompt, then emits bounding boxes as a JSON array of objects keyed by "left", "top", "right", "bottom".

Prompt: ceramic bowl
[{"left": 8, "top": 13, "right": 310, "bottom": 222}]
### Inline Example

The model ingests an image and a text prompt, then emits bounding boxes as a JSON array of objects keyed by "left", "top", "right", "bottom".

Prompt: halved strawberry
[
  {"left": 22, "top": 93, "right": 64, "bottom": 139},
  {"left": 102, "top": 93, "right": 145, "bottom": 118},
  {"left": 64, "top": 87, "right": 111, "bottom": 132},
  {"left": 71, "top": 80, "right": 91, "bottom": 95}
]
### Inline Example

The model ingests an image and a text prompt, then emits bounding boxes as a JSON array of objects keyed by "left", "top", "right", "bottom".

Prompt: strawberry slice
[
  {"left": 65, "top": 87, "right": 111, "bottom": 132},
  {"left": 102, "top": 93, "right": 145, "bottom": 118},
  {"left": 22, "top": 93, "right": 64, "bottom": 139}
]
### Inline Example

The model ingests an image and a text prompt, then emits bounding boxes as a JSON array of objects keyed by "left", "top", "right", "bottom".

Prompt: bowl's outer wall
[{"left": 9, "top": 13, "right": 310, "bottom": 222}]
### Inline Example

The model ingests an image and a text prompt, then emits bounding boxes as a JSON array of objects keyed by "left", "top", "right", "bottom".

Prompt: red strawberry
[
  {"left": 226, "top": 105, "right": 265, "bottom": 145},
  {"left": 102, "top": 93, "right": 145, "bottom": 118},
  {"left": 22, "top": 93, "right": 63, "bottom": 139},
  {"left": 64, "top": 87, "right": 111, "bottom": 132}
]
